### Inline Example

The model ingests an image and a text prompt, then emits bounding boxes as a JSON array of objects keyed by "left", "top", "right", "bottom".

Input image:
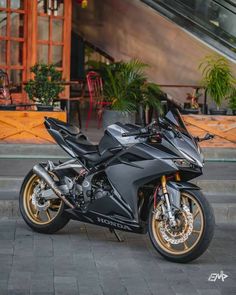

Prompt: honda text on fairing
[{"left": 19, "top": 109, "right": 215, "bottom": 263}]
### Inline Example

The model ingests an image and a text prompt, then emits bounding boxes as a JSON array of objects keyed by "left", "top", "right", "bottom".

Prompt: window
[
  {"left": 37, "top": 0, "right": 64, "bottom": 70},
  {"left": 0, "top": 0, "right": 26, "bottom": 92}
]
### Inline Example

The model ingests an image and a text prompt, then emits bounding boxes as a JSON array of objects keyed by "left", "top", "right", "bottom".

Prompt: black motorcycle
[{"left": 19, "top": 109, "right": 215, "bottom": 263}]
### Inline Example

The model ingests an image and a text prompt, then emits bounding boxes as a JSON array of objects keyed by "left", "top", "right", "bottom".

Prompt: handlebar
[
  {"left": 121, "top": 123, "right": 162, "bottom": 139},
  {"left": 122, "top": 128, "right": 149, "bottom": 137},
  {"left": 122, "top": 131, "right": 140, "bottom": 137}
]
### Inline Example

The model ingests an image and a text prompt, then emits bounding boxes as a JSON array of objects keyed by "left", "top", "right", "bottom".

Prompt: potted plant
[
  {"left": 199, "top": 55, "right": 234, "bottom": 115},
  {"left": 228, "top": 87, "right": 236, "bottom": 115},
  {"left": 89, "top": 59, "right": 162, "bottom": 128},
  {"left": 101, "top": 60, "right": 146, "bottom": 128},
  {"left": 138, "top": 81, "right": 163, "bottom": 124},
  {"left": 25, "top": 63, "right": 64, "bottom": 111}
]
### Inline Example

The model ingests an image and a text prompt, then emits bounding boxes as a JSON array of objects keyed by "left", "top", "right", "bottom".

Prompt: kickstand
[{"left": 109, "top": 228, "right": 124, "bottom": 242}]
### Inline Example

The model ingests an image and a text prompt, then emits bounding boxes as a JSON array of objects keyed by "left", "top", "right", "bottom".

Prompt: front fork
[{"left": 158, "top": 173, "right": 180, "bottom": 227}]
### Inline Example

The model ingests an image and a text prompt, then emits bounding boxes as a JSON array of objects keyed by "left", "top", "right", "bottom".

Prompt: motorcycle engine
[
  {"left": 67, "top": 172, "right": 113, "bottom": 208},
  {"left": 91, "top": 173, "right": 113, "bottom": 201}
]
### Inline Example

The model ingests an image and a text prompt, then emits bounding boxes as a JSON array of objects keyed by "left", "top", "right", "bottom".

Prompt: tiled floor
[{"left": 0, "top": 219, "right": 235, "bottom": 295}]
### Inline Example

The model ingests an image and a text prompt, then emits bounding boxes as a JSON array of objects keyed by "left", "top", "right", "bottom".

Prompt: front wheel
[{"left": 148, "top": 190, "right": 215, "bottom": 263}]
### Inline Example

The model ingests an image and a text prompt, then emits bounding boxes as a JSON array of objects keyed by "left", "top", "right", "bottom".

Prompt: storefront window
[
  {"left": 37, "top": 44, "right": 49, "bottom": 63},
  {"left": 10, "top": 13, "right": 24, "bottom": 38},
  {"left": 10, "top": 41, "right": 23, "bottom": 65},
  {"left": 37, "top": 0, "right": 64, "bottom": 16},
  {"left": 0, "top": 0, "right": 25, "bottom": 91},
  {"left": 52, "top": 19, "right": 63, "bottom": 42},
  {"left": 10, "top": 69, "right": 22, "bottom": 92},
  {"left": 37, "top": 0, "right": 64, "bottom": 68},
  {"left": 10, "top": 0, "right": 24, "bottom": 10},
  {"left": 52, "top": 45, "right": 62, "bottom": 66},
  {"left": 38, "top": 16, "right": 49, "bottom": 40},
  {"left": 0, "top": 40, "right": 6, "bottom": 65},
  {"left": 0, "top": 0, "right": 6, "bottom": 8},
  {"left": 0, "top": 12, "right": 7, "bottom": 36}
]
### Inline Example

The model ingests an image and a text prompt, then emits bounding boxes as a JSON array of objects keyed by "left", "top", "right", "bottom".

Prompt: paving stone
[
  {"left": 54, "top": 256, "right": 77, "bottom": 277},
  {"left": 219, "top": 287, "right": 236, "bottom": 294},
  {"left": 0, "top": 227, "right": 15, "bottom": 240},
  {"left": 0, "top": 240, "right": 14, "bottom": 255},
  {"left": 54, "top": 276, "right": 78, "bottom": 295},
  {"left": 14, "top": 236, "right": 34, "bottom": 256},
  {"left": 78, "top": 284, "right": 103, "bottom": 295},
  {"left": 30, "top": 273, "right": 54, "bottom": 293},
  {"left": 0, "top": 279, "right": 8, "bottom": 294},
  {"left": 8, "top": 270, "right": 31, "bottom": 291},
  {"left": 7, "top": 290, "right": 30, "bottom": 295},
  {"left": 0, "top": 220, "right": 235, "bottom": 295},
  {"left": 34, "top": 236, "right": 53, "bottom": 257},
  {"left": 100, "top": 278, "right": 128, "bottom": 295},
  {"left": 33, "top": 256, "right": 54, "bottom": 274},
  {"left": 121, "top": 277, "right": 152, "bottom": 295},
  {"left": 198, "top": 289, "right": 222, "bottom": 295}
]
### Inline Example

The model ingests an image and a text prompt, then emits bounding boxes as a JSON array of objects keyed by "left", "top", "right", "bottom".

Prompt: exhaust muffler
[{"left": 33, "top": 164, "right": 75, "bottom": 209}]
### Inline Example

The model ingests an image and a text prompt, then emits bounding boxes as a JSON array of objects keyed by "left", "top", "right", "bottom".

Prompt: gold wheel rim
[
  {"left": 23, "top": 174, "right": 62, "bottom": 225},
  {"left": 152, "top": 192, "right": 204, "bottom": 255}
]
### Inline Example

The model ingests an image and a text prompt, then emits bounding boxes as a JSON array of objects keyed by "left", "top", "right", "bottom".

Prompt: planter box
[
  {"left": 183, "top": 115, "right": 236, "bottom": 148},
  {"left": 0, "top": 110, "right": 66, "bottom": 144}
]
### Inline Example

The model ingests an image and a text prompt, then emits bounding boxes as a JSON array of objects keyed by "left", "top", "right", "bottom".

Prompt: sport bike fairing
[
  {"left": 43, "top": 111, "right": 203, "bottom": 231},
  {"left": 20, "top": 109, "right": 215, "bottom": 263}
]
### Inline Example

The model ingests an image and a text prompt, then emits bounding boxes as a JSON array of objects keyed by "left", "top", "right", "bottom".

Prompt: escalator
[
  {"left": 72, "top": 0, "right": 236, "bottom": 104},
  {"left": 141, "top": 0, "right": 236, "bottom": 60}
]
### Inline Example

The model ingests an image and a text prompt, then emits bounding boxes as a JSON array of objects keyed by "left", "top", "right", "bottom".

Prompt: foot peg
[{"left": 109, "top": 228, "right": 124, "bottom": 242}]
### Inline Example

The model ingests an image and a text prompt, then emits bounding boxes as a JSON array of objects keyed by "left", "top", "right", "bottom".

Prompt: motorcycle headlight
[{"left": 173, "top": 159, "right": 193, "bottom": 168}]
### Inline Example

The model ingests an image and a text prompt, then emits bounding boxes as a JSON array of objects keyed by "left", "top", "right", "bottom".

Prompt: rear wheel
[
  {"left": 148, "top": 190, "right": 215, "bottom": 263},
  {"left": 19, "top": 169, "right": 70, "bottom": 234}
]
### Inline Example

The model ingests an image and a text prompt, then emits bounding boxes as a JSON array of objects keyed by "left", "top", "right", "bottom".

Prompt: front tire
[
  {"left": 19, "top": 169, "right": 70, "bottom": 234},
  {"left": 148, "top": 189, "right": 215, "bottom": 263}
]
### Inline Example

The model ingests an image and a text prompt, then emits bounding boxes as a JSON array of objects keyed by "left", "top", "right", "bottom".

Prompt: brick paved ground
[{"left": 0, "top": 219, "right": 235, "bottom": 295}]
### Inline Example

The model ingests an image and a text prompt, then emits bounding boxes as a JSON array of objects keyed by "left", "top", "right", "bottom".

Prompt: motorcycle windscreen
[
  {"left": 165, "top": 109, "right": 189, "bottom": 135},
  {"left": 164, "top": 110, "right": 203, "bottom": 166}
]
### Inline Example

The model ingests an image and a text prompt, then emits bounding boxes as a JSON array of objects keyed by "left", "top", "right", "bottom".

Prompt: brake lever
[{"left": 195, "top": 133, "right": 214, "bottom": 142}]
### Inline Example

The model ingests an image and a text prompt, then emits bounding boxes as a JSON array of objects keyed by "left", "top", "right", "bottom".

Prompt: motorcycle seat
[
  {"left": 47, "top": 117, "right": 80, "bottom": 136},
  {"left": 65, "top": 137, "right": 111, "bottom": 164}
]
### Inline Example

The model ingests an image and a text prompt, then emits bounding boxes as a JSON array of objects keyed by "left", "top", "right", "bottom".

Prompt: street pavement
[{"left": 0, "top": 219, "right": 235, "bottom": 295}]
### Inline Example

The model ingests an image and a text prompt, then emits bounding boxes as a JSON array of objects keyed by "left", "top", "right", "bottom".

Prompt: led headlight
[{"left": 173, "top": 159, "right": 193, "bottom": 168}]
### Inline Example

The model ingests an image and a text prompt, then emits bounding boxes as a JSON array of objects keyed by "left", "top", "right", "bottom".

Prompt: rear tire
[
  {"left": 148, "top": 189, "right": 215, "bottom": 263},
  {"left": 19, "top": 169, "right": 70, "bottom": 234}
]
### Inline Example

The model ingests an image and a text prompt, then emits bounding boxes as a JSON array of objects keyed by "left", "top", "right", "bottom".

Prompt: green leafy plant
[
  {"left": 140, "top": 82, "right": 163, "bottom": 113},
  {"left": 199, "top": 55, "right": 234, "bottom": 110},
  {"left": 228, "top": 87, "right": 236, "bottom": 110},
  {"left": 24, "top": 63, "right": 65, "bottom": 106},
  {"left": 88, "top": 59, "right": 162, "bottom": 113}
]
